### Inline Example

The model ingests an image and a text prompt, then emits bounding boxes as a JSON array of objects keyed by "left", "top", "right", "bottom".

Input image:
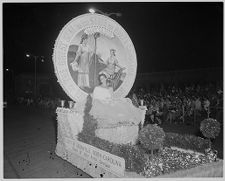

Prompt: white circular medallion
[{"left": 53, "top": 13, "right": 137, "bottom": 102}]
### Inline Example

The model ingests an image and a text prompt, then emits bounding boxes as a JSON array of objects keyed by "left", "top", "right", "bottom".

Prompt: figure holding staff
[{"left": 70, "top": 33, "right": 93, "bottom": 89}]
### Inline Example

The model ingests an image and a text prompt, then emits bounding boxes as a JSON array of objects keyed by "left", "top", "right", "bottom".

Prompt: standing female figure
[{"left": 70, "top": 33, "right": 93, "bottom": 89}]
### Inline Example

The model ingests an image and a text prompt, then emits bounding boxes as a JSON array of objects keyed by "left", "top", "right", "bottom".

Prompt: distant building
[{"left": 14, "top": 73, "right": 54, "bottom": 98}]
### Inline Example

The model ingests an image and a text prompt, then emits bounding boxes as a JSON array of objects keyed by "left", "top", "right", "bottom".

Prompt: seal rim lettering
[{"left": 53, "top": 13, "right": 137, "bottom": 102}]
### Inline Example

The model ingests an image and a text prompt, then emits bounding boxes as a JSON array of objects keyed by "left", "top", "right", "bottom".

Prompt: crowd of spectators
[
  {"left": 128, "top": 81, "right": 223, "bottom": 126},
  {"left": 15, "top": 81, "right": 223, "bottom": 126}
]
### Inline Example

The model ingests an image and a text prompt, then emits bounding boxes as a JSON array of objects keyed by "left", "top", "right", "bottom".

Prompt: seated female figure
[{"left": 89, "top": 74, "right": 143, "bottom": 144}]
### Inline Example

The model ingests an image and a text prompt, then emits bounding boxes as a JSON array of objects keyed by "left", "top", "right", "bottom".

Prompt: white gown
[
  {"left": 90, "top": 86, "right": 142, "bottom": 128},
  {"left": 89, "top": 86, "right": 142, "bottom": 144}
]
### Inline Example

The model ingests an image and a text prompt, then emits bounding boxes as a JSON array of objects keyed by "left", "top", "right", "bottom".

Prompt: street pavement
[{"left": 3, "top": 104, "right": 91, "bottom": 178}]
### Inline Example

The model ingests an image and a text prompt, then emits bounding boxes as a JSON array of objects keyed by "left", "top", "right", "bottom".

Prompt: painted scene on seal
[{"left": 67, "top": 29, "right": 127, "bottom": 93}]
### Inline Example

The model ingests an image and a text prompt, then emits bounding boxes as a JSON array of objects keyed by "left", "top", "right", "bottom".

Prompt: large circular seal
[{"left": 53, "top": 13, "right": 137, "bottom": 102}]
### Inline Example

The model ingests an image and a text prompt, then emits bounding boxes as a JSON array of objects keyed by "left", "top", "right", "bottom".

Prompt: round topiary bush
[
  {"left": 200, "top": 118, "right": 221, "bottom": 148},
  {"left": 138, "top": 124, "right": 165, "bottom": 152},
  {"left": 200, "top": 118, "right": 220, "bottom": 139}
]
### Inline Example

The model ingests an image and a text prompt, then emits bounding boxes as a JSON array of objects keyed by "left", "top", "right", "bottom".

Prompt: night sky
[{"left": 3, "top": 2, "right": 223, "bottom": 75}]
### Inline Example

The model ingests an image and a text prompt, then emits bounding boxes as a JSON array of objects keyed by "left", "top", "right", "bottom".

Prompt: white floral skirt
[{"left": 89, "top": 98, "right": 142, "bottom": 128}]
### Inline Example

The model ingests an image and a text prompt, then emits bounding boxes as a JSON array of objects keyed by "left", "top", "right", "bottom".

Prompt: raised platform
[
  {"left": 55, "top": 107, "right": 223, "bottom": 178},
  {"left": 55, "top": 107, "right": 142, "bottom": 178},
  {"left": 55, "top": 137, "right": 143, "bottom": 178}
]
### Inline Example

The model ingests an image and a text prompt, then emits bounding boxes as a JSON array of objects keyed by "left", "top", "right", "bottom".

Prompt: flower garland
[{"left": 141, "top": 147, "right": 212, "bottom": 178}]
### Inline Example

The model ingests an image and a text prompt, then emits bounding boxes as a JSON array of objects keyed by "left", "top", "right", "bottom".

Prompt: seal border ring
[{"left": 53, "top": 13, "right": 137, "bottom": 102}]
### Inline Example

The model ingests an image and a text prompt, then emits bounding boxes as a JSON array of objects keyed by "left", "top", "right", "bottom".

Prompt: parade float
[{"left": 52, "top": 13, "right": 223, "bottom": 178}]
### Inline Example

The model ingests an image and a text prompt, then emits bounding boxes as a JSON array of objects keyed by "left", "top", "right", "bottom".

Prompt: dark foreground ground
[
  {"left": 3, "top": 104, "right": 223, "bottom": 178},
  {"left": 3, "top": 104, "right": 91, "bottom": 178}
]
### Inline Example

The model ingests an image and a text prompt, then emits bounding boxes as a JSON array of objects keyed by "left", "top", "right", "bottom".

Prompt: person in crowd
[{"left": 194, "top": 96, "right": 202, "bottom": 119}]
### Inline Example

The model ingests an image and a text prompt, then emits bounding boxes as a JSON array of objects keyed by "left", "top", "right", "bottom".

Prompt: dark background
[{"left": 3, "top": 2, "right": 223, "bottom": 75}]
